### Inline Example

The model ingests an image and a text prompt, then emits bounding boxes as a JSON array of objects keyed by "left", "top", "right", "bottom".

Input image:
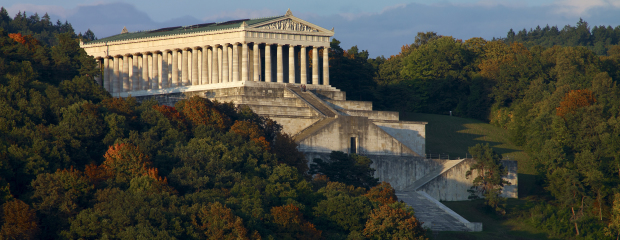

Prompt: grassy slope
[
  {"left": 401, "top": 113, "right": 551, "bottom": 240},
  {"left": 401, "top": 112, "right": 528, "bottom": 169}
]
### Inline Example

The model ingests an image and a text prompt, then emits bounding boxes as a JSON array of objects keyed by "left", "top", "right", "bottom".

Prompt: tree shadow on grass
[
  {"left": 436, "top": 199, "right": 561, "bottom": 240},
  {"left": 401, "top": 112, "right": 523, "bottom": 159}
]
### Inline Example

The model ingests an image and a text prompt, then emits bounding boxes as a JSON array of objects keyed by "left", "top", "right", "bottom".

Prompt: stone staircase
[
  {"left": 287, "top": 87, "right": 337, "bottom": 117},
  {"left": 396, "top": 191, "right": 479, "bottom": 232},
  {"left": 397, "top": 158, "right": 483, "bottom": 232}
]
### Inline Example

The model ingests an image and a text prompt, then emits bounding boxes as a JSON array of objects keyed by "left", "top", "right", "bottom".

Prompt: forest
[
  {"left": 0, "top": 8, "right": 425, "bottom": 240},
  {"left": 2, "top": 6, "right": 620, "bottom": 239},
  {"left": 329, "top": 18, "right": 620, "bottom": 239}
]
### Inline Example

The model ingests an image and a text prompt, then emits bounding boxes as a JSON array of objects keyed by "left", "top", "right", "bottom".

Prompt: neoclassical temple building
[
  {"left": 82, "top": 9, "right": 332, "bottom": 94},
  {"left": 82, "top": 9, "right": 516, "bottom": 203},
  {"left": 82, "top": 10, "right": 516, "bottom": 231}
]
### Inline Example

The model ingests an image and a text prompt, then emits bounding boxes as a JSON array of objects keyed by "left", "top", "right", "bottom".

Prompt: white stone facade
[{"left": 82, "top": 9, "right": 333, "bottom": 96}]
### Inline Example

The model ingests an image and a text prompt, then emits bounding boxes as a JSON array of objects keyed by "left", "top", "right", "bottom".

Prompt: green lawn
[
  {"left": 401, "top": 112, "right": 534, "bottom": 175},
  {"left": 400, "top": 113, "right": 553, "bottom": 239},
  {"left": 433, "top": 199, "right": 558, "bottom": 240}
]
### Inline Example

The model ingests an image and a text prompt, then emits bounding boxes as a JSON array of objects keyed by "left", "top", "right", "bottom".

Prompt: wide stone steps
[
  {"left": 238, "top": 104, "right": 316, "bottom": 117},
  {"left": 396, "top": 191, "right": 473, "bottom": 232},
  {"left": 214, "top": 95, "right": 306, "bottom": 107},
  {"left": 288, "top": 87, "right": 337, "bottom": 117}
]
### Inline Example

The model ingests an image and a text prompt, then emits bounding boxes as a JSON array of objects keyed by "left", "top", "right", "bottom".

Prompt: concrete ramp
[
  {"left": 293, "top": 117, "right": 338, "bottom": 142},
  {"left": 403, "top": 159, "right": 467, "bottom": 191}
]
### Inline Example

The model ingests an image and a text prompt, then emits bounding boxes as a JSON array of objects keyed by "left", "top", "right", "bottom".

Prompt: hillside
[{"left": 402, "top": 113, "right": 530, "bottom": 171}]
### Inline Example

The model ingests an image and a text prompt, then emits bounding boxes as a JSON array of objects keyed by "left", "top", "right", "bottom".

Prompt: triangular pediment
[
  {"left": 256, "top": 18, "right": 319, "bottom": 32},
  {"left": 250, "top": 13, "right": 334, "bottom": 35}
]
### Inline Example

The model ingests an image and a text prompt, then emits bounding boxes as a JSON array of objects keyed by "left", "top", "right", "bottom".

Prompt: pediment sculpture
[{"left": 258, "top": 19, "right": 319, "bottom": 32}]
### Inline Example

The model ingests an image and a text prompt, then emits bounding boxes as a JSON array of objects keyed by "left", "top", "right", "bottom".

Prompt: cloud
[
  {"left": 305, "top": 2, "right": 620, "bottom": 57},
  {"left": 201, "top": 9, "right": 280, "bottom": 22},
  {"left": 5, "top": 2, "right": 620, "bottom": 58},
  {"left": 552, "top": 0, "right": 620, "bottom": 16}
]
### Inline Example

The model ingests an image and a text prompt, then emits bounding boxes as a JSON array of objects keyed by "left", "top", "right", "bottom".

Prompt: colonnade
[{"left": 99, "top": 42, "right": 330, "bottom": 94}]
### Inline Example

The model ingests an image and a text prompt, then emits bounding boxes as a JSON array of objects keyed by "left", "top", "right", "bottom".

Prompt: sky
[{"left": 3, "top": 0, "right": 620, "bottom": 57}]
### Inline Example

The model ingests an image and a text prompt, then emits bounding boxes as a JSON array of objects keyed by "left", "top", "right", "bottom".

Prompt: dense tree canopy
[
  {"left": 0, "top": 11, "right": 426, "bottom": 239},
  {"left": 327, "top": 18, "right": 620, "bottom": 239}
]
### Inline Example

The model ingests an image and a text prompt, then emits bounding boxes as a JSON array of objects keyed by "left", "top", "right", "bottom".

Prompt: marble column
[
  {"left": 142, "top": 52, "right": 149, "bottom": 90},
  {"left": 241, "top": 43, "right": 248, "bottom": 81},
  {"left": 162, "top": 50, "right": 170, "bottom": 88},
  {"left": 181, "top": 48, "right": 189, "bottom": 86},
  {"left": 323, "top": 47, "right": 329, "bottom": 85},
  {"left": 202, "top": 46, "right": 209, "bottom": 84},
  {"left": 172, "top": 49, "right": 179, "bottom": 87},
  {"left": 113, "top": 56, "right": 120, "bottom": 94},
  {"left": 104, "top": 57, "right": 110, "bottom": 92},
  {"left": 152, "top": 52, "right": 159, "bottom": 90},
  {"left": 132, "top": 53, "right": 139, "bottom": 91},
  {"left": 232, "top": 43, "right": 239, "bottom": 81},
  {"left": 253, "top": 43, "right": 259, "bottom": 81},
  {"left": 277, "top": 44, "right": 283, "bottom": 83},
  {"left": 228, "top": 45, "right": 233, "bottom": 79},
  {"left": 123, "top": 54, "right": 131, "bottom": 91},
  {"left": 312, "top": 47, "right": 319, "bottom": 85},
  {"left": 265, "top": 44, "right": 272, "bottom": 82},
  {"left": 95, "top": 58, "right": 102, "bottom": 86},
  {"left": 191, "top": 47, "right": 199, "bottom": 85},
  {"left": 300, "top": 46, "right": 307, "bottom": 84},
  {"left": 222, "top": 44, "right": 229, "bottom": 83},
  {"left": 211, "top": 45, "right": 219, "bottom": 83},
  {"left": 289, "top": 45, "right": 295, "bottom": 83}
]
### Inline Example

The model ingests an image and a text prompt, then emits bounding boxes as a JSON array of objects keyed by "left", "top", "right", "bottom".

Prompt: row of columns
[{"left": 100, "top": 43, "right": 330, "bottom": 94}]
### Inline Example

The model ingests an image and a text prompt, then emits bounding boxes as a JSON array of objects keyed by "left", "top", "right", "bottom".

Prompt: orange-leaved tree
[
  {"left": 363, "top": 203, "right": 427, "bottom": 240},
  {"left": 100, "top": 97, "right": 138, "bottom": 119},
  {"left": 479, "top": 41, "right": 531, "bottom": 80},
  {"left": 230, "top": 120, "right": 271, "bottom": 150},
  {"left": 84, "top": 163, "right": 109, "bottom": 187},
  {"left": 364, "top": 182, "right": 397, "bottom": 205},
  {"left": 8, "top": 33, "right": 40, "bottom": 50},
  {"left": 556, "top": 89, "right": 596, "bottom": 118},
  {"left": 0, "top": 199, "right": 39, "bottom": 240},
  {"left": 270, "top": 204, "right": 322, "bottom": 240},
  {"left": 175, "top": 96, "right": 231, "bottom": 131},
  {"left": 152, "top": 104, "right": 189, "bottom": 133},
  {"left": 102, "top": 143, "right": 151, "bottom": 184},
  {"left": 191, "top": 202, "right": 251, "bottom": 240}
]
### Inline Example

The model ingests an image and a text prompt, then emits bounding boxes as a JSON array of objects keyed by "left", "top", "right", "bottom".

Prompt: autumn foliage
[
  {"left": 479, "top": 42, "right": 531, "bottom": 80},
  {"left": 192, "top": 202, "right": 250, "bottom": 240},
  {"left": 103, "top": 143, "right": 151, "bottom": 179},
  {"left": 270, "top": 204, "right": 322, "bottom": 240},
  {"left": 152, "top": 104, "right": 189, "bottom": 132},
  {"left": 364, "top": 182, "right": 397, "bottom": 205},
  {"left": 84, "top": 163, "right": 108, "bottom": 186},
  {"left": 8, "top": 33, "right": 39, "bottom": 50},
  {"left": 101, "top": 97, "right": 137, "bottom": 117},
  {"left": 0, "top": 199, "right": 39, "bottom": 240},
  {"left": 556, "top": 89, "right": 597, "bottom": 117},
  {"left": 231, "top": 120, "right": 271, "bottom": 150},
  {"left": 176, "top": 96, "right": 231, "bottom": 130},
  {"left": 363, "top": 204, "right": 427, "bottom": 240}
]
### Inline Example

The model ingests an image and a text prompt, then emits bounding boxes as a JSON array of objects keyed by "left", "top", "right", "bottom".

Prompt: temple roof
[{"left": 86, "top": 15, "right": 282, "bottom": 45}]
